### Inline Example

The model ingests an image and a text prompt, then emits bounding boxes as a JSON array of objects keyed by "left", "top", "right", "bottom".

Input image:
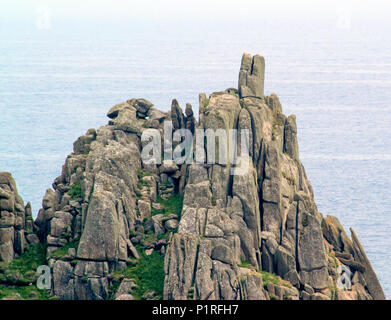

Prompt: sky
[{"left": 1, "top": 0, "right": 390, "bottom": 24}]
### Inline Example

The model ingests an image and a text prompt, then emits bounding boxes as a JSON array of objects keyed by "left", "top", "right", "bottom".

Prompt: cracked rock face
[
  {"left": 163, "top": 54, "right": 385, "bottom": 301},
  {"left": 0, "top": 54, "right": 385, "bottom": 300},
  {"left": 0, "top": 172, "right": 32, "bottom": 263},
  {"left": 238, "top": 53, "right": 265, "bottom": 99}
]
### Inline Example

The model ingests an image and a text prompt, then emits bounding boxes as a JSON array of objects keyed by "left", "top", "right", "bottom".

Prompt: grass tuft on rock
[
  {"left": 0, "top": 243, "right": 55, "bottom": 300},
  {"left": 0, "top": 243, "right": 47, "bottom": 276},
  {"left": 137, "top": 169, "right": 153, "bottom": 179},
  {"left": 110, "top": 248, "right": 165, "bottom": 300},
  {"left": 238, "top": 260, "right": 256, "bottom": 270},
  {"left": 137, "top": 170, "right": 153, "bottom": 190},
  {"left": 50, "top": 239, "right": 79, "bottom": 259},
  {"left": 151, "top": 194, "right": 183, "bottom": 218},
  {"left": 238, "top": 260, "right": 292, "bottom": 288},
  {"left": 259, "top": 270, "right": 292, "bottom": 288},
  {"left": 69, "top": 181, "right": 82, "bottom": 200},
  {"left": 0, "top": 283, "right": 54, "bottom": 300}
]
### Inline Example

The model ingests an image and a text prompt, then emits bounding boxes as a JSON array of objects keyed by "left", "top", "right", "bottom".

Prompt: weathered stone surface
[
  {"left": 237, "top": 107, "right": 253, "bottom": 158},
  {"left": 275, "top": 246, "right": 296, "bottom": 278},
  {"left": 159, "top": 160, "right": 179, "bottom": 174},
  {"left": 26, "top": 233, "right": 40, "bottom": 245},
  {"left": 107, "top": 101, "right": 132, "bottom": 119},
  {"left": 115, "top": 278, "right": 136, "bottom": 299},
  {"left": 0, "top": 172, "right": 30, "bottom": 262},
  {"left": 350, "top": 228, "right": 385, "bottom": 300},
  {"left": 53, "top": 260, "right": 75, "bottom": 300},
  {"left": 164, "top": 219, "right": 178, "bottom": 231},
  {"left": 77, "top": 191, "right": 123, "bottom": 261},
  {"left": 164, "top": 234, "right": 199, "bottom": 300},
  {"left": 238, "top": 53, "right": 265, "bottom": 99},
  {"left": 162, "top": 53, "right": 384, "bottom": 300},
  {"left": 148, "top": 107, "right": 167, "bottom": 122},
  {"left": 284, "top": 115, "right": 299, "bottom": 161},
  {"left": 211, "top": 244, "right": 233, "bottom": 265},
  {"left": 185, "top": 103, "right": 196, "bottom": 133},
  {"left": 73, "top": 261, "right": 109, "bottom": 300},
  {"left": 35, "top": 188, "right": 56, "bottom": 241},
  {"left": 322, "top": 215, "right": 354, "bottom": 255},
  {"left": 74, "top": 123, "right": 140, "bottom": 267},
  {"left": 265, "top": 94, "right": 282, "bottom": 114},
  {"left": 232, "top": 159, "right": 261, "bottom": 266},
  {"left": 239, "top": 268, "right": 266, "bottom": 300},
  {"left": 170, "top": 99, "right": 185, "bottom": 130},
  {"left": 128, "top": 98, "right": 153, "bottom": 115},
  {"left": 0, "top": 227, "right": 14, "bottom": 262},
  {"left": 73, "top": 128, "right": 96, "bottom": 154},
  {"left": 203, "top": 93, "right": 241, "bottom": 165},
  {"left": 0, "top": 211, "right": 15, "bottom": 228},
  {"left": 312, "top": 292, "right": 330, "bottom": 300},
  {"left": 138, "top": 200, "right": 151, "bottom": 221},
  {"left": 297, "top": 210, "right": 328, "bottom": 289},
  {"left": 115, "top": 294, "right": 135, "bottom": 300}
]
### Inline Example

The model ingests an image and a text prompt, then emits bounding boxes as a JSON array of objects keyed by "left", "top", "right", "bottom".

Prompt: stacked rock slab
[
  {"left": 32, "top": 100, "right": 160, "bottom": 299},
  {"left": 0, "top": 53, "right": 385, "bottom": 300},
  {"left": 29, "top": 99, "right": 187, "bottom": 299},
  {"left": 0, "top": 172, "right": 37, "bottom": 263}
]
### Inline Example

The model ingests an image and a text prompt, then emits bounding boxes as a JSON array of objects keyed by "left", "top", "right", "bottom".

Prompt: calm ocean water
[{"left": 1, "top": 18, "right": 390, "bottom": 297}]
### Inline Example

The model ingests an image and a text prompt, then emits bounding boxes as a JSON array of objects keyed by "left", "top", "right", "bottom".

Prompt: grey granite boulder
[
  {"left": 238, "top": 53, "right": 265, "bottom": 99},
  {"left": 0, "top": 172, "right": 29, "bottom": 262}
]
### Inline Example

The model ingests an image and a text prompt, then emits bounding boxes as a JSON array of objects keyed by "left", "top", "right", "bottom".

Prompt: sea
[{"left": 0, "top": 16, "right": 390, "bottom": 297}]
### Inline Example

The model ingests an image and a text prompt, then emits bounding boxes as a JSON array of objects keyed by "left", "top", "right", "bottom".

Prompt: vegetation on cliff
[{"left": 0, "top": 243, "right": 53, "bottom": 299}]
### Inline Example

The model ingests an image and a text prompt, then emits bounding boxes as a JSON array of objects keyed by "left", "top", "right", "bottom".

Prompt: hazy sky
[{"left": 1, "top": 0, "right": 390, "bottom": 22}]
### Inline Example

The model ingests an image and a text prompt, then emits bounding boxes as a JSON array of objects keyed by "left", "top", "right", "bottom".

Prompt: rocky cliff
[{"left": 0, "top": 53, "right": 385, "bottom": 300}]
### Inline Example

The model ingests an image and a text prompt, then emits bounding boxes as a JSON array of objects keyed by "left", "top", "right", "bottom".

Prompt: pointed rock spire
[{"left": 238, "top": 53, "right": 265, "bottom": 99}]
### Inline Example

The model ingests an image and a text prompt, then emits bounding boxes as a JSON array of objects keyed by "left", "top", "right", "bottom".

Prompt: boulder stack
[
  {"left": 0, "top": 54, "right": 385, "bottom": 300},
  {"left": 0, "top": 172, "right": 36, "bottom": 262}
]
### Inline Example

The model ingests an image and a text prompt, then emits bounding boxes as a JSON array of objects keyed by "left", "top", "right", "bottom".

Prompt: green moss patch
[
  {"left": 0, "top": 243, "right": 55, "bottom": 300},
  {"left": 69, "top": 181, "right": 82, "bottom": 200},
  {"left": 50, "top": 239, "right": 79, "bottom": 259},
  {"left": 151, "top": 194, "right": 183, "bottom": 218},
  {"left": 238, "top": 260, "right": 292, "bottom": 288},
  {"left": 238, "top": 260, "right": 257, "bottom": 270},
  {"left": 0, "top": 243, "right": 47, "bottom": 278},
  {"left": 137, "top": 170, "right": 154, "bottom": 190},
  {"left": 109, "top": 248, "right": 165, "bottom": 300},
  {"left": 0, "top": 283, "right": 54, "bottom": 300},
  {"left": 137, "top": 169, "right": 153, "bottom": 179},
  {"left": 137, "top": 179, "right": 151, "bottom": 190}
]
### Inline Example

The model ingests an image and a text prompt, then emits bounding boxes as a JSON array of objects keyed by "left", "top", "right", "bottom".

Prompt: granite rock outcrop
[{"left": 0, "top": 53, "right": 385, "bottom": 300}]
